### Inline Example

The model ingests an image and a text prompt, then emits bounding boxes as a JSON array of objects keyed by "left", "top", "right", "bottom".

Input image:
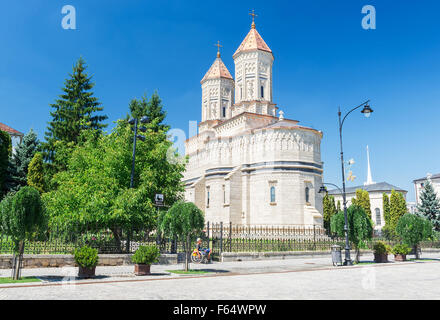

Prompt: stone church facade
[{"left": 183, "top": 19, "right": 324, "bottom": 226}]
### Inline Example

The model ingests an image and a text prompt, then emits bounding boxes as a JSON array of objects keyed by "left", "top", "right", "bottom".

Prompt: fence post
[
  {"left": 220, "top": 222, "right": 223, "bottom": 255},
  {"left": 313, "top": 225, "right": 316, "bottom": 250},
  {"left": 229, "top": 222, "right": 232, "bottom": 252},
  {"left": 206, "top": 222, "right": 210, "bottom": 251}
]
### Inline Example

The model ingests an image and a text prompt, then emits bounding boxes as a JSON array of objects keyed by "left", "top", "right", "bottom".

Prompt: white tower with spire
[
  {"left": 232, "top": 10, "right": 276, "bottom": 117},
  {"left": 364, "top": 145, "right": 376, "bottom": 186},
  {"left": 200, "top": 41, "right": 235, "bottom": 125}
]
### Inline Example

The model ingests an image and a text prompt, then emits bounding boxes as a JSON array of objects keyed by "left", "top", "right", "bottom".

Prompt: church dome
[
  {"left": 200, "top": 55, "right": 233, "bottom": 83},
  {"left": 233, "top": 24, "right": 272, "bottom": 58}
]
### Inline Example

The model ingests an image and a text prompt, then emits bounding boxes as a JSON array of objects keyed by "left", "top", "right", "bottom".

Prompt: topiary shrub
[
  {"left": 131, "top": 245, "right": 160, "bottom": 265},
  {"left": 74, "top": 245, "right": 99, "bottom": 268},
  {"left": 391, "top": 243, "right": 411, "bottom": 255},
  {"left": 373, "top": 241, "right": 391, "bottom": 255}
]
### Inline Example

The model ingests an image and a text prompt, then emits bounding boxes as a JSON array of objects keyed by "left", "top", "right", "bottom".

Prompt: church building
[{"left": 183, "top": 15, "right": 324, "bottom": 226}]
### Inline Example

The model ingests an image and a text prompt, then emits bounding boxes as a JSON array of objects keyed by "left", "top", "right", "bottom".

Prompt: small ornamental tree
[
  {"left": 396, "top": 213, "right": 433, "bottom": 259},
  {"left": 352, "top": 189, "right": 372, "bottom": 218},
  {"left": 384, "top": 190, "right": 407, "bottom": 239},
  {"left": 158, "top": 201, "right": 204, "bottom": 271},
  {"left": 416, "top": 180, "right": 440, "bottom": 231},
  {"left": 323, "top": 194, "right": 337, "bottom": 235},
  {"left": 27, "top": 153, "right": 45, "bottom": 194},
  {"left": 330, "top": 205, "right": 373, "bottom": 263},
  {"left": 0, "top": 186, "right": 46, "bottom": 279}
]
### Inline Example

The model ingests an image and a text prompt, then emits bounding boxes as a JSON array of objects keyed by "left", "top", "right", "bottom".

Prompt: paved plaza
[{"left": 1, "top": 253, "right": 440, "bottom": 300}]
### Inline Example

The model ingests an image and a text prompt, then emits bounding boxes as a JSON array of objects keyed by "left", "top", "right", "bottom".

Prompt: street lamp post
[
  {"left": 126, "top": 116, "right": 149, "bottom": 252},
  {"left": 336, "top": 100, "right": 373, "bottom": 266}
]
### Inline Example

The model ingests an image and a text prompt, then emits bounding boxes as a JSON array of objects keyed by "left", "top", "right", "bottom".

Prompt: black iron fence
[{"left": 1, "top": 222, "right": 440, "bottom": 256}]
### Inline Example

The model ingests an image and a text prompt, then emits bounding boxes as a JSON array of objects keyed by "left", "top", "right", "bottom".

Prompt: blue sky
[{"left": 1, "top": 0, "right": 439, "bottom": 201}]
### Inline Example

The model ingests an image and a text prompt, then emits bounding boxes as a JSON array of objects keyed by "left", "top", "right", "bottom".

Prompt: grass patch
[
  {"left": 353, "top": 261, "right": 376, "bottom": 265},
  {"left": 166, "top": 270, "right": 210, "bottom": 275},
  {"left": 409, "top": 258, "right": 439, "bottom": 262},
  {"left": 0, "top": 277, "right": 41, "bottom": 284}
]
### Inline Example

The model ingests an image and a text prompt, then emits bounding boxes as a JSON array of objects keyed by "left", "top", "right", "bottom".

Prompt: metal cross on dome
[
  {"left": 214, "top": 41, "right": 223, "bottom": 57},
  {"left": 249, "top": 9, "right": 257, "bottom": 27}
]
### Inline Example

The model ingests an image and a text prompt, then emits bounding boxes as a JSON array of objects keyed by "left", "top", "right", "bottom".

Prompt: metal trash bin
[{"left": 331, "top": 245, "right": 342, "bottom": 266}]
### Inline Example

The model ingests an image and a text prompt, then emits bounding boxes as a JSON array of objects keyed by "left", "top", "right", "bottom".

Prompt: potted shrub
[
  {"left": 131, "top": 245, "right": 160, "bottom": 276},
  {"left": 373, "top": 241, "right": 391, "bottom": 263},
  {"left": 74, "top": 245, "right": 99, "bottom": 278},
  {"left": 391, "top": 243, "right": 411, "bottom": 262}
]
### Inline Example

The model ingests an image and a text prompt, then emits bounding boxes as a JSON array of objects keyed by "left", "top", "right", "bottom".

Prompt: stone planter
[
  {"left": 134, "top": 264, "right": 151, "bottom": 276},
  {"left": 78, "top": 266, "right": 96, "bottom": 278},
  {"left": 374, "top": 253, "right": 388, "bottom": 263},
  {"left": 394, "top": 254, "right": 407, "bottom": 262}
]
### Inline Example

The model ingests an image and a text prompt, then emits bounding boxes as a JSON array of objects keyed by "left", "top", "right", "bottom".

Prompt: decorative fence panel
[{"left": 1, "top": 221, "right": 440, "bottom": 256}]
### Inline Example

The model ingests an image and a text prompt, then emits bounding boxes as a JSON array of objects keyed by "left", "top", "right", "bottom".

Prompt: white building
[
  {"left": 327, "top": 146, "right": 407, "bottom": 231},
  {"left": 413, "top": 173, "right": 440, "bottom": 205},
  {"left": 183, "top": 17, "right": 324, "bottom": 226}
]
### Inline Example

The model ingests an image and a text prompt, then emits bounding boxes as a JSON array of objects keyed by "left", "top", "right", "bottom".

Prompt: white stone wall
[{"left": 414, "top": 177, "right": 440, "bottom": 205}]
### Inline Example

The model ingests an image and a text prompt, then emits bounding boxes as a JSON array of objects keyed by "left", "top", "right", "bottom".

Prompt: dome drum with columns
[{"left": 183, "top": 14, "right": 324, "bottom": 226}]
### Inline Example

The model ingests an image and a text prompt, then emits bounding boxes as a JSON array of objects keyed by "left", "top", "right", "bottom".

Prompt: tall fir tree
[
  {"left": 6, "top": 129, "right": 39, "bottom": 192},
  {"left": 27, "top": 153, "right": 45, "bottom": 194},
  {"left": 0, "top": 131, "right": 12, "bottom": 199},
  {"left": 417, "top": 180, "right": 440, "bottom": 231},
  {"left": 42, "top": 57, "right": 107, "bottom": 171},
  {"left": 337, "top": 200, "right": 341, "bottom": 212},
  {"left": 383, "top": 192, "right": 391, "bottom": 225}
]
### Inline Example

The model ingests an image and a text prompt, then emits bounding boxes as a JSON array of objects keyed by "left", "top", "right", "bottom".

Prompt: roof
[
  {"left": 0, "top": 122, "right": 23, "bottom": 136},
  {"left": 327, "top": 182, "right": 407, "bottom": 195},
  {"left": 233, "top": 26, "right": 272, "bottom": 57},
  {"left": 413, "top": 173, "right": 440, "bottom": 183},
  {"left": 201, "top": 56, "right": 233, "bottom": 83},
  {"left": 265, "top": 120, "right": 300, "bottom": 128}
]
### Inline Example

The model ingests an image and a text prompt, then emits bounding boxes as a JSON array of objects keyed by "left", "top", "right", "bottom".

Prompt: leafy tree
[
  {"left": 6, "top": 129, "right": 39, "bottom": 192},
  {"left": 383, "top": 193, "right": 391, "bottom": 226},
  {"left": 323, "top": 194, "right": 337, "bottom": 234},
  {"left": 384, "top": 190, "right": 408, "bottom": 239},
  {"left": 42, "top": 120, "right": 186, "bottom": 245},
  {"left": 352, "top": 189, "right": 371, "bottom": 218},
  {"left": 396, "top": 213, "right": 433, "bottom": 259},
  {"left": 27, "top": 153, "right": 45, "bottom": 193},
  {"left": 42, "top": 57, "right": 107, "bottom": 173},
  {"left": 0, "top": 131, "right": 12, "bottom": 199},
  {"left": 158, "top": 201, "right": 205, "bottom": 271},
  {"left": 330, "top": 205, "right": 373, "bottom": 263},
  {"left": 416, "top": 180, "right": 440, "bottom": 231},
  {"left": 336, "top": 200, "right": 341, "bottom": 212},
  {"left": 0, "top": 186, "right": 46, "bottom": 279},
  {"left": 126, "top": 92, "right": 170, "bottom": 133}
]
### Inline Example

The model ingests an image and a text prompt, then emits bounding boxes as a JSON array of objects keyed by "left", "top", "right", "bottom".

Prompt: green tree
[
  {"left": 42, "top": 120, "right": 186, "bottom": 244},
  {"left": 27, "top": 153, "right": 45, "bottom": 194},
  {"left": 7, "top": 129, "right": 40, "bottom": 192},
  {"left": 0, "top": 186, "right": 46, "bottom": 279},
  {"left": 323, "top": 194, "right": 337, "bottom": 234},
  {"left": 0, "top": 131, "right": 12, "bottom": 199},
  {"left": 158, "top": 201, "right": 205, "bottom": 271},
  {"left": 330, "top": 205, "right": 373, "bottom": 263},
  {"left": 352, "top": 189, "right": 371, "bottom": 218},
  {"left": 42, "top": 57, "right": 107, "bottom": 173},
  {"left": 383, "top": 193, "right": 391, "bottom": 225},
  {"left": 416, "top": 180, "right": 440, "bottom": 231},
  {"left": 336, "top": 200, "right": 341, "bottom": 212},
  {"left": 396, "top": 213, "right": 433, "bottom": 259},
  {"left": 385, "top": 190, "right": 408, "bottom": 239},
  {"left": 126, "top": 92, "right": 170, "bottom": 133}
]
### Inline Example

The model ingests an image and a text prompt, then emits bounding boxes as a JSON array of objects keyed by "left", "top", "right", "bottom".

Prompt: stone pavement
[{"left": 0, "top": 252, "right": 439, "bottom": 299}]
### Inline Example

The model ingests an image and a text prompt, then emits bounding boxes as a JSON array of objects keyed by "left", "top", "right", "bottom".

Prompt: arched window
[
  {"left": 206, "top": 187, "right": 210, "bottom": 207},
  {"left": 222, "top": 106, "right": 226, "bottom": 118},
  {"left": 261, "top": 86, "right": 264, "bottom": 99},
  {"left": 375, "top": 208, "right": 381, "bottom": 226},
  {"left": 305, "top": 187, "right": 310, "bottom": 203},
  {"left": 270, "top": 186, "right": 276, "bottom": 203}
]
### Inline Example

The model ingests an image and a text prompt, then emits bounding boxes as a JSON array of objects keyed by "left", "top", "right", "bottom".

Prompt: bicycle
[{"left": 191, "top": 249, "right": 210, "bottom": 264}]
